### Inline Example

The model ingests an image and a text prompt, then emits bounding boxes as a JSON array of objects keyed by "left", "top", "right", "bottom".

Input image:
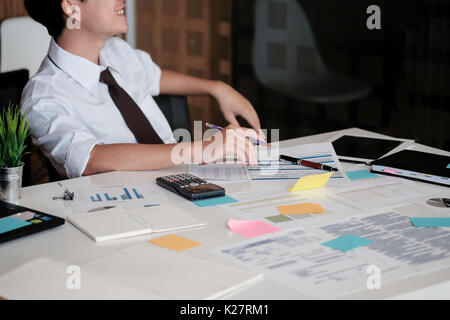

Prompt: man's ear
[{"left": 61, "top": 0, "right": 76, "bottom": 17}]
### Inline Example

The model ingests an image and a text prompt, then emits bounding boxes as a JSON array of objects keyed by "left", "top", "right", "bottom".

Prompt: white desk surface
[{"left": 1, "top": 128, "right": 449, "bottom": 300}]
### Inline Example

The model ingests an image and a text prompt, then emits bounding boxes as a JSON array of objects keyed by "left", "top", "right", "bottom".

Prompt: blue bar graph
[
  {"left": 90, "top": 194, "right": 102, "bottom": 202},
  {"left": 121, "top": 188, "right": 133, "bottom": 200},
  {"left": 104, "top": 193, "right": 118, "bottom": 201},
  {"left": 89, "top": 187, "right": 145, "bottom": 202},
  {"left": 133, "top": 189, "right": 144, "bottom": 199}
]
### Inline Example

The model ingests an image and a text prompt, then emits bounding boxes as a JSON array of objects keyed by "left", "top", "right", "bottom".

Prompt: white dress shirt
[{"left": 21, "top": 37, "right": 176, "bottom": 179}]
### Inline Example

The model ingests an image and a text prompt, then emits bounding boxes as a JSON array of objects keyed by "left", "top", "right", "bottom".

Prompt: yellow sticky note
[
  {"left": 148, "top": 234, "right": 203, "bottom": 252},
  {"left": 277, "top": 203, "right": 324, "bottom": 215},
  {"left": 289, "top": 172, "right": 333, "bottom": 192}
]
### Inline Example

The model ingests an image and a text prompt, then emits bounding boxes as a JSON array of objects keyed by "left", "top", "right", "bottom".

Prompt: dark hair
[{"left": 24, "top": 0, "right": 69, "bottom": 39}]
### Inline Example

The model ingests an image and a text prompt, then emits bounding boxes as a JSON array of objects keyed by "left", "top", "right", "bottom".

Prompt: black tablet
[
  {"left": 330, "top": 134, "right": 414, "bottom": 164},
  {"left": 0, "top": 201, "right": 65, "bottom": 245}
]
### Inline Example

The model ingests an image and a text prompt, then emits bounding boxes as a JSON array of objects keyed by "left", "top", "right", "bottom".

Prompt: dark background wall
[{"left": 233, "top": 0, "right": 450, "bottom": 150}]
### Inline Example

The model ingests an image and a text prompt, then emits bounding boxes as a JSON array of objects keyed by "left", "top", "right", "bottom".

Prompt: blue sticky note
[
  {"left": 410, "top": 218, "right": 450, "bottom": 228},
  {"left": 447, "top": 164, "right": 450, "bottom": 169},
  {"left": 0, "top": 217, "right": 32, "bottom": 234},
  {"left": 322, "top": 234, "right": 374, "bottom": 252},
  {"left": 346, "top": 170, "right": 379, "bottom": 181},
  {"left": 194, "top": 195, "right": 239, "bottom": 207}
]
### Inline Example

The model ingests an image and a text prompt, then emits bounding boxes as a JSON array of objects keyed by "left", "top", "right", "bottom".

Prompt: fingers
[
  {"left": 223, "top": 113, "right": 240, "bottom": 128},
  {"left": 243, "top": 110, "right": 262, "bottom": 134},
  {"left": 225, "top": 125, "right": 259, "bottom": 141},
  {"left": 223, "top": 127, "right": 258, "bottom": 166},
  {"left": 231, "top": 134, "right": 257, "bottom": 166}
]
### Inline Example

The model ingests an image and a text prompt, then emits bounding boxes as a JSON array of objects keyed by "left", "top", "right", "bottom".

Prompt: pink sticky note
[{"left": 228, "top": 219, "right": 280, "bottom": 239}]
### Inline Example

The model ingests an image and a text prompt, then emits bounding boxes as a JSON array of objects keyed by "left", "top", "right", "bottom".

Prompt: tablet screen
[
  {"left": 0, "top": 201, "right": 65, "bottom": 244},
  {"left": 332, "top": 135, "right": 404, "bottom": 161},
  {"left": 0, "top": 212, "right": 49, "bottom": 235}
]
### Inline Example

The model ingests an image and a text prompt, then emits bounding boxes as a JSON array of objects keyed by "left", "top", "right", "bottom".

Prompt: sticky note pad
[
  {"left": 346, "top": 170, "right": 379, "bottom": 181},
  {"left": 228, "top": 219, "right": 280, "bottom": 239},
  {"left": 194, "top": 195, "right": 238, "bottom": 207},
  {"left": 289, "top": 172, "right": 333, "bottom": 192},
  {"left": 0, "top": 217, "right": 32, "bottom": 235},
  {"left": 410, "top": 218, "right": 450, "bottom": 228},
  {"left": 277, "top": 203, "right": 324, "bottom": 215},
  {"left": 148, "top": 234, "right": 203, "bottom": 252},
  {"left": 266, "top": 215, "right": 292, "bottom": 223},
  {"left": 322, "top": 234, "right": 374, "bottom": 252}
]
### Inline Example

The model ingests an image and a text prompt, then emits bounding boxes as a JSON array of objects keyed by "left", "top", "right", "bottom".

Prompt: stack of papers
[
  {"left": 188, "top": 143, "right": 350, "bottom": 186},
  {"left": 212, "top": 210, "right": 450, "bottom": 299}
]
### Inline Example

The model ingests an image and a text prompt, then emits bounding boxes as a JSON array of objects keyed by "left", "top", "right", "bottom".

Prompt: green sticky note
[
  {"left": 410, "top": 218, "right": 450, "bottom": 228},
  {"left": 322, "top": 234, "right": 374, "bottom": 252},
  {"left": 194, "top": 195, "right": 238, "bottom": 207},
  {"left": 0, "top": 217, "right": 32, "bottom": 234},
  {"left": 346, "top": 170, "right": 379, "bottom": 181},
  {"left": 266, "top": 215, "right": 292, "bottom": 223}
]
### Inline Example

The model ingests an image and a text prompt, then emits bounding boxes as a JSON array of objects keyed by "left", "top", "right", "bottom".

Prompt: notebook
[
  {"left": 371, "top": 150, "right": 450, "bottom": 187},
  {"left": 68, "top": 205, "right": 205, "bottom": 242},
  {"left": 0, "top": 257, "right": 159, "bottom": 300},
  {"left": 82, "top": 244, "right": 264, "bottom": 300},
  {"left": 0, "top": 249, "right": 263, "bottom": 300}
]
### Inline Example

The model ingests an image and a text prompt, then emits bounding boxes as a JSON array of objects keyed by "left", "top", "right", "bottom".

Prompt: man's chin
[
  {"left": 119, "top": 25, "right": 129, "bottom": 35},
  {"left": 110, "top": 27, "right": 129, "bottom": 37}
]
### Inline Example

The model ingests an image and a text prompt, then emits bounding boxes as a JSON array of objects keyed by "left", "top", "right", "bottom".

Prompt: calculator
[{"left": 156, "top": 174, "right": 225, "bottom": 201}]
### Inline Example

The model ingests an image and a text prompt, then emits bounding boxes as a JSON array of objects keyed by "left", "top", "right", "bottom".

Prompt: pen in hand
[{"left": 205, "top": 123, "right": 269, "bottom": 146}]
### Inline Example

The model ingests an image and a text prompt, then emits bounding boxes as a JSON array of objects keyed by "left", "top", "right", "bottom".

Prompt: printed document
[{"left": 213, "top": 211, "right": 450, "bottom": 298}]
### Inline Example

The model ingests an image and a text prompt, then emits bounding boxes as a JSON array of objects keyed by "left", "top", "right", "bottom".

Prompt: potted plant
[{"left": 0, "top": 104, "right": 30, "bottom": 201}]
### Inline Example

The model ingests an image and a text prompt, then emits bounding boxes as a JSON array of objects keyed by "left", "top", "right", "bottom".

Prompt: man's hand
[
  {"left": 212, "top": 82, "right": 263, "bottom": 136},
  {"left": 203, "top": 124, "right": 259, "bottom": 167},
  {"left": 160, "top": 71, "right": 264, "bottom": 140}
]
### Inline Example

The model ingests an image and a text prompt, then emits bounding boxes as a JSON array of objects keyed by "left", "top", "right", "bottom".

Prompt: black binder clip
[{"left": 53, "top": 183, "right": 75, "bottom": 201}]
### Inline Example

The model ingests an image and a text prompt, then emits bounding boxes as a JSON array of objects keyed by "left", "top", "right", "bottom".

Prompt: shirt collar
[{"left": 48, "top": 38, "right": 115, "bottom": 96}]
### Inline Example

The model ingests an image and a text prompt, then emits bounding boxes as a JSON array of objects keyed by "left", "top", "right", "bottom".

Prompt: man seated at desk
[{"left": 21, "top": 0, "right": 262, "bottom": 179}]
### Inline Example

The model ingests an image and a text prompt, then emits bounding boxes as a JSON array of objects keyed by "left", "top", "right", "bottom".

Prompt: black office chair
[
  {"left": 154, "top": 94, "right": 192, "bottom": 136},
  {"left": 46, "top": 94, "right": 192, "bottom": 182},
  {"left": 0, "top": 69, "right": 32, "bottom": 187}
]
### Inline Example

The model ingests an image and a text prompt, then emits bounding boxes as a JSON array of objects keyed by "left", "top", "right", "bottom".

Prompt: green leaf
[{"left": 0, "top": 104, "right": 30, "bottom": 168}]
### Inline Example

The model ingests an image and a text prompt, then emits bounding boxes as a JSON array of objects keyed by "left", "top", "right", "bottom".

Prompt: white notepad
[
  {"left": 68, "top": 205, "right": 205, "bottom": 242},
  {"left": 83, "top": 244, "right": 264, "bottom": 300},
  {"left": 0, "top": 257, "right": 160, "bottom": 300}
]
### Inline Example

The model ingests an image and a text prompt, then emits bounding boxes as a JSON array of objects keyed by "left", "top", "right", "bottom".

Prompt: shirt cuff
[{"left": 65, "top": 132, "right": 103, "bottom": 178}]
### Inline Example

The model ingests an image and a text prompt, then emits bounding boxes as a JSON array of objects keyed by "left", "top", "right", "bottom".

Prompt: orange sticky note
[
  {"left": 148, "top": 234, "right": 202, "bottom": 252},
  {"left": 277, "top": 203, "right": 324, "bottom": 215}
]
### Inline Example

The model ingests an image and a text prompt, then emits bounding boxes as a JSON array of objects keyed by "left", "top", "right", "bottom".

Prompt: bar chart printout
[
  {"left": 88, "top": 187, "right": 145, "bottom": 203},
  {"left": 70, "top": 185, "right": 167, "bottom": 215}
]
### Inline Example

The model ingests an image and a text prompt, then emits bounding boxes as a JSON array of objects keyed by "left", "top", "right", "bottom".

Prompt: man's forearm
[
  {"left": 83, "top": 142, "right": 204, "bottom": 176},
  {"left": 159, "top": 69, "right": 223, "bottom": 97},
  {"left": 83, "top": 144, "right": 176, "bottom": 176}
]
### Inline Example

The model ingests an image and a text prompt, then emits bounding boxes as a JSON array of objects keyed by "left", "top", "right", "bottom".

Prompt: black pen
[{"left": 280, "top": 155, "right": 338, "bottom": 172}]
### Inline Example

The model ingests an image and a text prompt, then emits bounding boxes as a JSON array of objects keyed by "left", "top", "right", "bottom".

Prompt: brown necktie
[{"left": 100, "top": 68, "right": 164, "bottom": 144}]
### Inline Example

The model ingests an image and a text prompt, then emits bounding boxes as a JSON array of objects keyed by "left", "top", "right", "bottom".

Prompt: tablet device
[
  {"left": 371, "top": 150, "right": 450, "bottom": 187},
  {"left": 0, "top": 201, "right": 65, "bottom": 245},
  {"left": 330, "top": 134, "right": 414, "bottom": 164}
]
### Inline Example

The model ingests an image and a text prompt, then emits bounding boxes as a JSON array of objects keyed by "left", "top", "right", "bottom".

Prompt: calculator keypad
[{"left": 160, "top": 174, "right": 208, "bottom": 188}]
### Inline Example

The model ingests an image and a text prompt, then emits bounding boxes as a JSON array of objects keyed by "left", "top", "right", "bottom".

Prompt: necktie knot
[{"left": 100, "top": 68, "right": 115, "bottom": 87}]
